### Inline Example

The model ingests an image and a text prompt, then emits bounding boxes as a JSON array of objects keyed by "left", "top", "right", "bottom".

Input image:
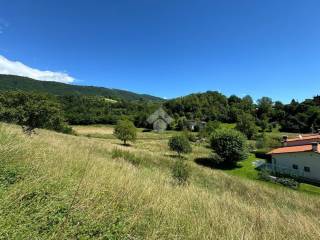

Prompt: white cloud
[{"left": 0, "top": 55, "right": 74, "bottom": 83}]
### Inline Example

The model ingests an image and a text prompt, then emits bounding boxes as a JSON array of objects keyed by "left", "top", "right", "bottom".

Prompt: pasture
[{"left": 1, "top": 123, "right": 320, "bottom": 239}]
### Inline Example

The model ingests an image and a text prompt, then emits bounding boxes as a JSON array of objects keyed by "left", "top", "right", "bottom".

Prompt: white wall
[{"left": 272, "top": 152, "right": 320, "bottom": 181}]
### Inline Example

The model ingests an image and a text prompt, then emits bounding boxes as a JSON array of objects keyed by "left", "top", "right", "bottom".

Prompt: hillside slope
[
  {"left": 0, "top": 74, "right": 163, "bottom": 101},
  {"left": 0, "top": 123, "right": 320, "bottom": 239}
]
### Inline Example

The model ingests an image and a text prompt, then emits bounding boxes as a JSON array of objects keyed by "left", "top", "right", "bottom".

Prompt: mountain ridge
[{"left": 0, "top": 74, "right": 163, "bottom": 102}]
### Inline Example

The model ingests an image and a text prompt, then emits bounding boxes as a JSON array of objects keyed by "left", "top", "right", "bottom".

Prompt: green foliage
[
  {"left": 175, "top": 116, "right": 189, "bottom": 131},
  {"left": 275, "top": 177, "right": 300, "bottom": 190},
  {"left": 258, "top": 169, "right": 272, "bottom": 181},
  {"left": 164, "top": 91, "right": 230, "bottom": 122},
  {"left": 113, "top": 120, "right": 137, "bottom": 145},
  {"left": 210, "top": 129, "right": 248, "bottom": 166},
  {"left": 198, "top": 120, "right": 220, "bottom": 138},
  {"left": 171, "top": 160, "right": 190, "bottom": 185},
  {"left": 0, "top": 91, "right": 72, "bottom": 134},
  {"left": 111, "top": 148, "right": 142, "bottom": 166},
  {"left": 255, "top": 134, "right": 282, "bottom": 150},
  {"left": 168, "top": 135, "right": 192, "bottom": 156},
  {"left": 59, "top": 95, "right": 160, "bottom": 126},
  {"left": 0, "top": 74, "right": 163, "bottom": 102},
  {"left": 258, "top": 170, "right": 300, "bottom": 190},
  {"left": 183, "top": 130, "right": 197, "bottom": 142},
  {"left": 257, "top": 97, "right": 273, "bottom": 118},
  {"left": 235, "top": 113, "right": 258, "bottom": 140}
]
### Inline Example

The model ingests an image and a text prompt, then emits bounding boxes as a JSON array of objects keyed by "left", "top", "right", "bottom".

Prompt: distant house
[
  {"left": 147, "top": 108, "right": 174, "bottom": 132},
  {"left": 187, "top": 120, "right": 206, "bottom": 131},
  {"left": 269, "top": 132, "right": 320, "bottom": 183}
]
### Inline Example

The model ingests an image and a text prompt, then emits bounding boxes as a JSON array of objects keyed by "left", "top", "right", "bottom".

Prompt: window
[
  {"left": 292, "top": 164, "right": 298, "bottom": 170},
  {"left": 304, "top": 166, "right": 310, "bottom": 172}
]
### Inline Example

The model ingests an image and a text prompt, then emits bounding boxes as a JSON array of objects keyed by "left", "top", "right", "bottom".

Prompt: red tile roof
[{"left": 269, "top": 144, "right": 320, "bottom": 155}]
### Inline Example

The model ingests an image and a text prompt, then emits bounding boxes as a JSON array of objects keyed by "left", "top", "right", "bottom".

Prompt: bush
[
  {"left": 171, "top": 160, "right": 190, "bottom": 185},
  {"left": 198, "top": 120, "right": 220, "bottom": 139},
  {"left": 275, "top": 177, "right": 300, "bottom": 189},
  {"left": 113, "top": 120, "right": 137, "bottom": 145},
  {"left": 210, "top": 129, "right": 248, "bottom": 166},
  {"left": 183, "top": 130, "right": 197, "bottom": 142},
  {"left": 258, "top": 169, "right": 272, "bottom": 182},
  {"left": 258, "top": 169, "right": 300, "bottom": 190},
  {"left": 168, "top": 135, "right": 192, "bottom": 157}
]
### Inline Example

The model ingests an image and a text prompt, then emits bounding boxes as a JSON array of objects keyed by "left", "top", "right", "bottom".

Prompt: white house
[{"left": 269, "top": 133, "right": 320, "bottom": 183}]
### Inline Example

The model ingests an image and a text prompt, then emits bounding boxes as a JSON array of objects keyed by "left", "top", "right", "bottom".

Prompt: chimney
[
  {"left": 312, "top": 142, "right": 319, "bottom": 152},
  {"left": 282, "top": 135, "right": 288, "bottom": 146}
]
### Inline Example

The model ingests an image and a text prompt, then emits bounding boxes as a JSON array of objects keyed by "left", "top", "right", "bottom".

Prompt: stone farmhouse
[{"left": 147, "top": 107, "right": 173, "bottom": 132}]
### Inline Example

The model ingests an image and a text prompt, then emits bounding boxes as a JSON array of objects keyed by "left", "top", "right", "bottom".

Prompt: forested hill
[{"left": 0, "top": 74, "right": 163, "bottom": 102}]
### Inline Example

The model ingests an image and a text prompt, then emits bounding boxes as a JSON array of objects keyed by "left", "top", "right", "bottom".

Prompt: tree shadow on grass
[
  {"left": 115, "top": 143, "right": 132, "bottom": 147},
  {"left": 194, "top": 157, "right": 242, "bottom": 170}
]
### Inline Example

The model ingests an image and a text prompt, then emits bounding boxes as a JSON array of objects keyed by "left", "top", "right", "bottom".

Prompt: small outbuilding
[{"left": 147, "top": 107, "right": 173, "bottom": 132}]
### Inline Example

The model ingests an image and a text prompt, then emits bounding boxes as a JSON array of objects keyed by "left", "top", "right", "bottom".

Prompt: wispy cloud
[
  {"left": 0, "top": 55, "right": 74, "bottom": 83},
  {"left": 0, "top": 19, "right": 9, "bottom": 34}
]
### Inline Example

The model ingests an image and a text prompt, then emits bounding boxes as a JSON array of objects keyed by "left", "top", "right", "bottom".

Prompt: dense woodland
[
  {"left": 0, "top": 75, "right": 320, "bottom": 135},
  {"left": 0, "top": 74, "right": 162, "bottom": 101}
]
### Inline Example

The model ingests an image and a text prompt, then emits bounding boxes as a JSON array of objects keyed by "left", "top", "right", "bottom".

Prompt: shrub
[
  {"left": 198, "top": 120, "right": 220, "bottom": 139},
  {"left": 210, "top": 129, "right": 248, "bottom": 166},
  {"left": 171, "top": 160, "right": 190, "bottom": 185},
  {"left": 183, "top": 130, "right": 197, "bottom": 142},
  {"left": 258, "top": 169, "right": 272, "bottom": 182},
  {"left": 275, "top": 177, "right": 300, "bottom": 190},
  {"left": 168, "top": 135, "right": 192, "bottom": 157},
  {"left": 113, "top": 120, "right": 137, "bottom": 145}
]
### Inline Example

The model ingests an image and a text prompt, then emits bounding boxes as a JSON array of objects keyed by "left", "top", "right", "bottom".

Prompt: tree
[
  {"left": 236, "top": 113, "right": 257, "bottom": 139},
  {"left": 168, "top": 135, "right": 192, "bottom": 157},
  {"left": 210, "top": 129, "right": 248, "bottom": 166},
  {"left": 0, "top": 91, "right": 71, "bottom": 135},
  {"left": 257, "top": 97, "right": 273, "bottom": 118},
  {"left": 175, "top": 116, "right": 188, "bottom": 131},
  {"left": 113, "top": 120, "right": 137, "bottom": 145}
]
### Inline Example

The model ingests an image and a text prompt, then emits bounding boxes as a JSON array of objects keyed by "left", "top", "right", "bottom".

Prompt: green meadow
[{"left": 1, "top": 123, "right": 320, "bottom": 239}]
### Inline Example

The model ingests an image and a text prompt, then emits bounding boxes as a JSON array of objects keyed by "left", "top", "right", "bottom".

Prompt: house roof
[
  {"left": 269, "top": 144, "right": 320, "bottom": 155},
  {"left": 286, "top": 133, "right": 320, "bottom": 142},
  {"left": 146, "top": 107, "right": 174, "bottom": 125}
]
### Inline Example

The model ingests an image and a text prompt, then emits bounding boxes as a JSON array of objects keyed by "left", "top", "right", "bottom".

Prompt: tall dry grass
[{"left": 0, "top": 123, "right": 320, "bottom": 239}]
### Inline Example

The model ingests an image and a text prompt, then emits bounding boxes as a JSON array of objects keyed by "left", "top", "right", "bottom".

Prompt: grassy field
[{"left": 1, "top": 123, "right": 320, "bottom": 239}]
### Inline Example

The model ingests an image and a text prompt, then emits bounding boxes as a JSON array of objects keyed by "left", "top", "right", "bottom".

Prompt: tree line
[
  {"left": 164, "top": 91, "right": 320, "bottom": 136},
  {"left": 0, "top": 90, "right": 320, "bottom": 136}
]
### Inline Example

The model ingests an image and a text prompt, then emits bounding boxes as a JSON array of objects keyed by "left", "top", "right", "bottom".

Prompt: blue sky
[{"left": 0, "top": 0, "right": 320, "bottom": 102}]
